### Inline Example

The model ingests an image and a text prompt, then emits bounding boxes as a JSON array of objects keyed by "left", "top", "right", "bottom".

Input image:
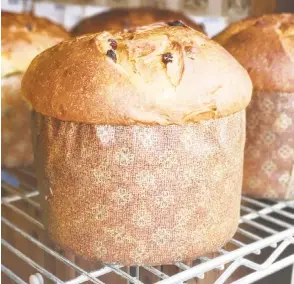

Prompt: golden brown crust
[
  {"left": 1, "top": 11, "right": 69, "bottom": 77},
  {"left": 71, "top": 7, "right": 205, "bottom": 36},
  {"left": 213, "top": 14, "right": 294, "bottom": 92},
  {"left": 22, "top": 24, "right": 252, "bottom": 125}
]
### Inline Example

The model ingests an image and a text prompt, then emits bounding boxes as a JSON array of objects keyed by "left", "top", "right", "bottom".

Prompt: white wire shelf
[{"left": 1, "top": 168, "right": 294, "bottom": 284}]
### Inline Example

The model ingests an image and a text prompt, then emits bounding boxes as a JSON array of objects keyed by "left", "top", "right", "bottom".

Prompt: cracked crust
[
  {"left": 1, "top": 11, "right": 68, "bottom": 77},
  {"left": 71, "top": 7, "right": 205, "bottom": 36},
  {"left": 22, "top": 24, "right": 252, "bottom": 125},
  {"left": 213, "top": 14, "right": 294, "bottom": 92}
]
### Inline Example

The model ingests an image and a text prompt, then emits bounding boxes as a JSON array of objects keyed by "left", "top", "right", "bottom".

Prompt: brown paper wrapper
[
  {"left": 33, "top": 110, "right": 245, "bottom": 265},
  {"left": 244, "top": 91, "right": 294, "bottom": 200}
]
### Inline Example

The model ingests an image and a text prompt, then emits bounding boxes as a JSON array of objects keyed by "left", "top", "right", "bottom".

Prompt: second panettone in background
[
  {"left": 1, "top": 12, "right": 68, "bottom": 167},
  {"left": 214, "top": 14, "right": 294, "bottom": 199},
  {"left": 71, "top": 7, "right": 205, "bottom": 36},
  {"left": 22, "top": 24, "right": 252, "bottom": 265}
]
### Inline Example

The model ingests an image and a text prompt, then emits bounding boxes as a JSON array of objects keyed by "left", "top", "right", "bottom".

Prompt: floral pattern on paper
[
  {"left": 111, "top": 187, "right": 132, "bottom": 206},
  {"left": 133, "top": 127, "right": 158, "bottom": 149},
  {"left": 261, "top": 97, "right": 275, "bottom": 114},
  {"left": 262, "top": 131, "right": 276, "bottom": 146},
  {"left": 261, "top": 160, "right": 277, "bottom": 177},
  {"left": 154, "top": 190, "right": 175, "bottom": 209},
  {"left": 274, "top": 113, "right": 293, "bottom": 132},
  {"left": 132, "top": 207, "right": 152, "bottom": 228},
  {"left": 115, "top": 147, "right": 135, "bottom": 166},
  {"left": 130, "top": 241, "right": 148, "bottom": 264},
  {"left": 94, "top": 241, "right": 107, "bottom": 258},
  {"left": 96, "top": 125, "right": 116, "bottom": 145},
  {"left": 152, "top": 228, "right": 171, "bottom": 246},
  {"left": 278, "top": 145, "right": 294, "bottom": 160},
  {"left": 38, "top": 110, "right": 245, "bottom": 265},
  {"left": 244, "top": 91, "right": 294, "bottom": 199},
  {"left": 135, "top": 170, "right": 156, "bottom": 189},
  {"left": 92, "top": 166, "right": 111, "bottom": 184},
  {"left": 91, "top": 205, "right": 108, "bottom": 221}
]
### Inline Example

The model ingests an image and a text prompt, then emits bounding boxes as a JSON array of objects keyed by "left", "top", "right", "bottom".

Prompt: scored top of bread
[
  {"left": 2, "top": 11, "right": 68, "bottom": 77},
  {"left": 213, "top": 14, "right": 294, "bottom": 92},
  {"left": 22, "top": 23, "right": 252, "bottom": 126},
  {"left": 71, "top": 7, "right": 205, "bottom": 36}
]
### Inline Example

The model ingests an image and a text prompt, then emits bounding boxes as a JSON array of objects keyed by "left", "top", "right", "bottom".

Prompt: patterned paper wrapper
[
  {"left": 32, "top": 110, "right": 245, "bottom": 265},
  {"left": 244, "top": 91, "right": 294, "bottom": 200}
]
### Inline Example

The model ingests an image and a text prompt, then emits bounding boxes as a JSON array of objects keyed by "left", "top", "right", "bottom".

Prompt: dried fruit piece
[
  {"left": 108, "top": 39, "right": 117, "bottom": 50},
  {"left": 166, "top": 42, "right": 184, "bottom": 86},
  {"left": 255, "top": 19, "right": 268, "bottom": 26},
  {"left": 106, "top": 50, "right": 117, "bottom": 63},
  {"left": 168, "top": 20, "right": 185, "bottom": 27},
  {"left": 162, "top": 53, "right": 173, "bottom": 64},
  {"left": 185, "top": 46, "right": 198, "bottom": 60},
  {"left": 26, "top": 23, "right": 33, "bottom": 31}
]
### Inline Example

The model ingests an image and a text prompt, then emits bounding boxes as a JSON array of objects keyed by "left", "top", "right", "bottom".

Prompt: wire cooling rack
[{"left": 2, "top": 168, "right": 294, "bottom": 284}]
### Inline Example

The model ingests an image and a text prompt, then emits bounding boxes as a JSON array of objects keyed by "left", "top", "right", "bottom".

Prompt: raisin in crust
[{"left": 22, "top": 24, "right": 252, "bottom": 126}]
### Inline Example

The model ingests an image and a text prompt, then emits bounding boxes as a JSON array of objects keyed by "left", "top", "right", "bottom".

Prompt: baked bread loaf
[
  {"left": 71, "top": 7, "right": 205, "bottom": 36},
  {"left": 22, "top": 24, "right": 252, "bottom": 265},
  {"left": 214, "top": 14, "right": 294, "bottom": 199},
  {"left": 1, "top": 12, "right": 68, "bottom": 167}
]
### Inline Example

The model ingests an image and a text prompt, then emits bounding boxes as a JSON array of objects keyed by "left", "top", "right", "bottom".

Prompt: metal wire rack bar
[
  {"left": 2, "top": 182, "right": 40, "bottom": 208},
  {"left": 2, "top": 190, "right": 39, "bottom": 203},
  {"left": 241, "top": 205, "right": 293, "bottom": 229},
  {"left": 241, "top": 196, "right": 294, "bottom": 219},
  {"left": 1, "top": 217, "right": 107, "bottom": 284},
  {"left": 231, "top": 255, "right": 294, "bottom": 284},
  {"left": 237, "top": 228, "right": 262, "bottom": 241},
  {"left": 214, "top": 237, "right": 294, "bottom": 284},
  {"left": 1, "top": 265, "right": 28, "bottom": 284},
  {"left": 236, "top": 228, "right": 262, "bottom": 243},
  {"left": 241, "top": 219, "right": 278, "bottom": 237},
  {"left": 104, "top": 264, "right": 144, "bottom": 284},
  {"left": 142, "top": 266, "right": 170, "bottom": 280},
  {"left": 174, "top": 262, "right": 205, "bottom": 280},
  {"left": 155, "top": 229, "right": 294, "bottom": 284},
  {"left": 2, "top": 202, "right": 44, "bottom": 228},
  {"left": 197, "top": 257, "right": 225, "bottom": 271},
  {"left": 66, "top": 266, "right": 121, "bottom": 284},
  {"left": 2, "top": 169, "right": 294, "bottom": 284},
  {"left": 2, "top": 239, "right": 64, "bottom": 283},
  {"left": 240, "top": 199, "right": 293, "bottom": 221}
]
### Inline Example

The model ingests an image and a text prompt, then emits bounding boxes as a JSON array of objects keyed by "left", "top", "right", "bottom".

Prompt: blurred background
[{"left": 1, "top": 0, "right": 294, "bottom": 37}]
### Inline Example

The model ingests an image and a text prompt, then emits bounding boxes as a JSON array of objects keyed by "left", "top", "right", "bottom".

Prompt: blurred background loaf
[
  {"left": 214, "top": 14, "right": 294, "bottom": 200},
  {"left": 71, "top": 7, "right": 206, "bottom": 36},
  {"left": 1, "top": 12, "right": 68, "bottom": 168}
]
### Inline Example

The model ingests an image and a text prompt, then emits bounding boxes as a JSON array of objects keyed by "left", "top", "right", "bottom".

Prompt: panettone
[
  {"left": 22, "top": 23, "right": 252, "bottom": 265},
  {"left": 1, "top": 12, "right": 68, "bottom": 167},
  {"left": 214, "top": 14, "right": 294, "bottom": 200},
  {"left": 71, "top": 7, "right": 205, "bottom": 36}
]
